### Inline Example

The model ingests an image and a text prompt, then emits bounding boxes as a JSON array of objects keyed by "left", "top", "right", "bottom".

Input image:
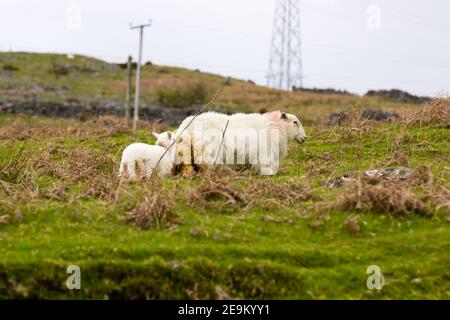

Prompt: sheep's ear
[
  {"left": 167, "top": 131, "right": 173, "bottom": 139},
  {"left": 152, "top": 132, "right": 160, "bottom": 139},
  {"left": 280, "top": 112, "right": 288, "bottom": 120}
]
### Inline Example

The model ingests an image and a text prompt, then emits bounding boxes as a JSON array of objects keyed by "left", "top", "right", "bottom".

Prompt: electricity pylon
[{"left": 267, "top": 0, "right": 303, "bottom": 90}]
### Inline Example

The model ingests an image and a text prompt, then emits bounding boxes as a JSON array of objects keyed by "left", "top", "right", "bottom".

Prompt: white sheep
[
  {"left": 119, "top": 131, "right": 176, "bottom": 179},
  {"left": 174, "top": 111, "right": 306, "bottom": 175}
]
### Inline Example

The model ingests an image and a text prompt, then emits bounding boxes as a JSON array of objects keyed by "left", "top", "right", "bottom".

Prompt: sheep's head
[
  {"left": 152, "top": 131, "right": 176, "bottom": 148},
  {"left": 281, "top": 112, "right": 306, "bottom": 143},
  {"left": 264, "top": 111, "right": 307, "bottom": 144}
]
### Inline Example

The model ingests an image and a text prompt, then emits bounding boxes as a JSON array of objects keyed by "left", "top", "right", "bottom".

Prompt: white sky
[{"left": 1, "top": 0, "right": 449, "bottom": 96}]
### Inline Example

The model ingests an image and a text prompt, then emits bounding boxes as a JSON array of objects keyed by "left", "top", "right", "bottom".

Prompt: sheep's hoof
[
  {"left": 260, "top": 167, "right": 276, "bottom": 176},
  {"left": 180, "top": 164, "right": 196, "bottom": 178}
]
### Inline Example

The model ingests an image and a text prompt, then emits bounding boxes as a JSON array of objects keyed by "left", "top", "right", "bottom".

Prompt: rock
[
  {"left": 325, "top": 176, "right": 357, "bottom": 188},
  {"left": 0, "top": 99, "right": 196, "bottom": 126},
  {"left": 328, "top": 109, "right": 400, "bottom": 125},
  {"left": 364, "top": 167, "right": 412, "bottom": 180},
  {"left": 361, "top": 109, "right": 401, "bottom": 121}
]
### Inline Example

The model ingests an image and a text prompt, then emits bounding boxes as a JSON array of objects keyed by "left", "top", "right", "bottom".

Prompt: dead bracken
[
  {"left": 339, "top": 181, "right": 428, "bottom": 216},
  {"left": 187, "top": 179, "right": 247, "bottom": 211},
  {"left": 404, "top": 98, "right": 450, "bottom": 126},
  {"left": 125, "top": 192, "right": 177, "bottom": 230}
]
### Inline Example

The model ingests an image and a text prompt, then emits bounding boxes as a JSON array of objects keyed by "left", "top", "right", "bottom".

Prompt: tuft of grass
[
  {"left": 339, "top": 181, "right": 428, "bottom": 216},
  {"left": 0, "top": 144, "right": 31, "bottom": 184},
  {"left": 404, "top": 97, "right": 450, "bottom": 127},
  {"left": 125, "top": 181, "right": 177, "bottom": 229},
  {"left": 188, "top": 178, "right": 247, "bottom": 212}
]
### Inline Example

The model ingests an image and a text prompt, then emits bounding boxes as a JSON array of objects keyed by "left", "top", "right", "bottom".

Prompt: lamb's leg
[
  {"left": 119, "top": 161, "right": 135, "bottom": 180},
  {"left": 119, "top": 162, "right": 126, "bottom": 178},
  {"left": 127, "top": 161, "right": 136, "bottom": 180}
]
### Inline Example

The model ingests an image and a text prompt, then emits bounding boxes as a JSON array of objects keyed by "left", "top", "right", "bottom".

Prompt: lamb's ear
[
  {"left": 167, "top": 131, "right": 173, "bottom": 139},
  {"left": 280, "top": 112, "right": 288, "bottom": 120},
  {"left": 152, "top": 132, "right": 161, "bottom": 139}
]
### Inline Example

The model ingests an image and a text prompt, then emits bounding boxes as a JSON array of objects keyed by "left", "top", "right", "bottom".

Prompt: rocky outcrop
[
  {"left": 328, "top": 109, "right": 401, "bottom": 125},
  {"left": 365, "top": 89, "right": 430, "bottom": 104},
  {"left": 0, "top": 99, "right": 197, "bottom": 126}
]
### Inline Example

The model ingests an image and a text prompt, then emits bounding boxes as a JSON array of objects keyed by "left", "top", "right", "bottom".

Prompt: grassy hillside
[
  {"left": 0, "top": 98, "right": 448, "bottom": 299},
  {"left": 0, "top": 52, "right": 423, "bottom": 123}
]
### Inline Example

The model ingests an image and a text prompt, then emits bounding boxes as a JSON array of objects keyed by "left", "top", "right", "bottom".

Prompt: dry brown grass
[
  {"left": 0, "top": 116, "right": 166, "bottom": 141},
  {"left": 421, "top": 183, "right": 450, "bottom": 215},
  {"left": 247, "top": 179, "right": 317, "bottom": 209},
  {"left": 339, "top": 181, "right": 428, "bottom": 216},
  {"left": 331, "top": 158, "right": 447, "bottom": 217},
  {"left": 187, "top": 167, "right": 316, "bottom": 212},
  {"left": 125, "top": 181, "right": 178, "bottom": 229},
  {"left": 0, "top": 200, "right": 24, "bottom": 224},
  {"left": 187, "top": 177, "right": 247, "bottom": 212},
  {"left": 404, "top": 98, "right": 450, "bottom": 126},
  {"left": 32, "top": 146, "right": 116, "bottom": 182},
  {"left": 384, "top": 150, "right": 411, "bottom": 168},
  {"left": 83, "top": 173, "right": 124, "bottom": 202},
  {"left": 0, "top": 145, "right": 31, "bottom": 184},
  {"left": 0, "top": 139, "right": 124, "bottom": 203}
]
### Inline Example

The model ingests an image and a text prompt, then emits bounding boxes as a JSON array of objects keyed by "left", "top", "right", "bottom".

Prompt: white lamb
[{"left": 119, "top": 131, "right": 176, "bottom": 179}]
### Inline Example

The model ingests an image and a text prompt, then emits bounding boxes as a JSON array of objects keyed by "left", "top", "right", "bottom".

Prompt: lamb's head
[
  {"left": 264, "top": 111, "right": 307, "bottom": 143},
  {"left": 152, "top": 131, "right": 176, "bottom": 148}
]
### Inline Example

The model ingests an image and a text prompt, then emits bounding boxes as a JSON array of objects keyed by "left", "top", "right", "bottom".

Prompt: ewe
[
  {"left": 119, "top": 131, "right": 176, "bottom": 179},
  {"left": 174, "top": 110, "right": 306, "bottom": 176}
]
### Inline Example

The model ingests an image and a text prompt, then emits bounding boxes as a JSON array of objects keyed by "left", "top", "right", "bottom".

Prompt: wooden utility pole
[
  {"left": 130, "top": 20, "right": 151, "bottom": 130},
  {"left": 125, "top": 55, "right": 133, "bottom": 127}
]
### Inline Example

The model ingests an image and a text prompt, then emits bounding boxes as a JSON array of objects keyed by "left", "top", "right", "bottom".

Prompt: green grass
[{"left": 0, "top": 113, "right": 448, "bottom": 299}]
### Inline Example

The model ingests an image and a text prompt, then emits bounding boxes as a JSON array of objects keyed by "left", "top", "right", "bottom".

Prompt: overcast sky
[{"left": 1, "top": 0, "right": 449, "bottom": 96}]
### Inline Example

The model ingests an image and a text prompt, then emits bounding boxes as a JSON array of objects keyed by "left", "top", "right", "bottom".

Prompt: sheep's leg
[
  {"left": 180, "top": 164, "right": 196, "bottom": 177},
  {"left": 259, "top": 166, "right": 275, "bottom": 176},
  {"left": 175, "top": 131, "right": 197, "bottom": 177}
]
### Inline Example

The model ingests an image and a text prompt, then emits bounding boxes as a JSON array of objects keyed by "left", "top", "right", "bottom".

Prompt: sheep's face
[
  {"left": 152, "top": 131, "right": 176, "bottom": 149},
  {"left": 280, "top": 112, "right": 307, "bottom": 143}
]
